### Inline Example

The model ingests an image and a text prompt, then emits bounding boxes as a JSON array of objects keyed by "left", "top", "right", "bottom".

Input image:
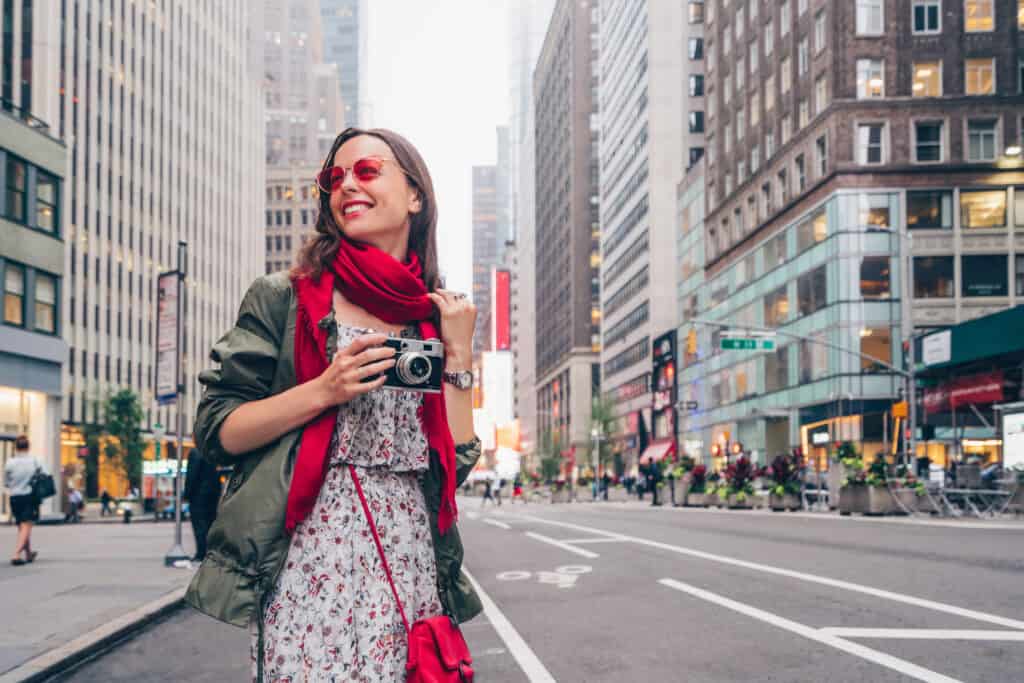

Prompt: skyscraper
[
  {"left": 597, "top": 0, "right": 685, "bottom": 471},
  {"left": 54, "top": 1, "right": 264, "bottom": 494},
  {"left": 471, "top": 164, "right": 498, "bottom": 364},
  {"left": 319, "top": 0, "right": 368, "bottom": 127},
  {"left": 687, "top": 0, "right": 1024, "bottom": 469},
  {"left": 533, "top": 0, "right": 601, "bottom": 457}
]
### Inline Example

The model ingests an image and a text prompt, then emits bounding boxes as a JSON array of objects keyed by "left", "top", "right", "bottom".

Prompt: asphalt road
[{"left": 62, "top": 500, "right": 1024, "bottom": 682}]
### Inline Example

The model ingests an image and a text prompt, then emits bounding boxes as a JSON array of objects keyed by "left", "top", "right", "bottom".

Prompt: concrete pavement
[{"left": 0, "top": 520, "right": 195, "bottom": 680}]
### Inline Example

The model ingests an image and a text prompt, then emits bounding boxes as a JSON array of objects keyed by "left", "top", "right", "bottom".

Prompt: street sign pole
[{"left": 162, "top": 241, "right": 189, "bottom": 567}]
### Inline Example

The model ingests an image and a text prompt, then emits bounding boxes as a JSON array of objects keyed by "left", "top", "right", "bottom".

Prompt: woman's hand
[
  {"left": 313, "top": 333, "right": 396, "bottom": 408},
  {"left": 427, "top": 289, "right": 476, "bottom": 370}
]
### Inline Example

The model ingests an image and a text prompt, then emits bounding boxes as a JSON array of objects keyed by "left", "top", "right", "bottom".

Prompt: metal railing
[{"left": 0, "top": 98, "right": 52, "bottom": 135}]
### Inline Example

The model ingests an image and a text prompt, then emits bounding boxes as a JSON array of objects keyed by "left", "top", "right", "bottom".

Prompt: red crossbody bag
[{"left": 349, "top": 465, "right": 475, "bottom": 682}]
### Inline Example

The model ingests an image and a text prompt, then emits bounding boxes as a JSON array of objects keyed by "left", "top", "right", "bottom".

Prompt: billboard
[
  {"left": 651, "top": 330, "right": 678, "bottom": 441},
  {"left": 155, "top": 271, "right": 182, "bottom": 404},
  {"left": 491, "top": 268, "right": 511, "bottom": 351},
  {"left": 482, "top": 351, "right": 515, "bottom": 427}
]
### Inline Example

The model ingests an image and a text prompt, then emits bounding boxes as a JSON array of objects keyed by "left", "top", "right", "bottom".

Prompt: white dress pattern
[{"left": 253, "top": 323, "right": 444, "bottom": 682}]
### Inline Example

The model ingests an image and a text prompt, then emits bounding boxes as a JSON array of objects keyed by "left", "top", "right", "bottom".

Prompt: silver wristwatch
[{"left": 443, "top": 370, "right": 473, "bottom": 390}]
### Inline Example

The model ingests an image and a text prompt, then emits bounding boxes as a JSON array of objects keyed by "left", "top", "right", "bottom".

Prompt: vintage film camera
[{"left": 371, "top": 337, "right": 444, "bottom": 393}]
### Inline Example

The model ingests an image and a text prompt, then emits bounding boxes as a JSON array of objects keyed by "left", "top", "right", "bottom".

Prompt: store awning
[{"left": 639, "top": 439, "right": 676, "bottom": 464}]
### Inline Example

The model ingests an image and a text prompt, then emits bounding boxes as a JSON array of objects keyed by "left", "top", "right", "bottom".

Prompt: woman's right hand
[{"left": 313, "top": 333, "right": 396, "bottom": 408}]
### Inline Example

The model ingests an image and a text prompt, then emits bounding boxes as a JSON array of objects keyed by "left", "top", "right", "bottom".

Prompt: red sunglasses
[{"left": 316, "top": 156, "right": 405, "bottom": 193}]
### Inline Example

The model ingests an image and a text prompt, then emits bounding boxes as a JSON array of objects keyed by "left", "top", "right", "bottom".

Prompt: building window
[
  {"left": 800, "top": 334, "right": 829, "bottom": 383},
  {"left": 795, "top": 155, "right": 806, "bottom": 192},
  {"left": 1017, "top": 186, "right": 1024, "bottom": 225},
  {"left": 964, "top": 0, "right": 994, "bottom": 32},
  {"left": 798, "top": 39, "right": 809, "bottom": 77},
  {"left": 688, "top": 38, "right": 704, "bottom": 59},
  {"left": 764, "top": 285, "right": 790, "bottom": 326},
  {"left": 688, "top": 0, "right": 705, "bottom": 24},
  {"left": 816, "top": 136, "right": 828, "bottom": 176},
  {"left": 749, "top": 40, "right": 759, "bottom": 75},
  {"left": 689, "top": 75, "right": 704, "bottom": 96},
  {"left": 965, "top": 58, "right": 995, "bottom": 95},
  {"left": 689, "top": 111, "right": 705, "bottom": 133},
  {"left": 765, "top": 74, "right": 775, "bottom": 110},
  {"left": 960, "top": 189, "right": 1006, "bottom": 228},
  {"left": 751, "top": 145, "right": 761, "bottom": 171},
  {"left": 764, "top": 231, "right": 788, "bottom": 271},
  {"left": 907, "top": 190, "right": 953, "bottom": 229},
  {"left": 914, "top": 256, "right": 954, "bottom": 298},
  {"left": 765, "top": 20, "right": 774, "bottom": 56},
  {"left": 815, "top": 76, "right": 828, "bottom": 115},
  {"left": 34, "top": 272, "right": 57, "bottom": 334},
  {"left": 35, "top": 171, "right": 58, "bottom": 234},
  {"left": 3, "top": 263, "right": 25, "bottom": 325},
  {"left": 860, "top": 328, "right": 892, "bottom": 373},
  {"left": 781, "top": 0, "right": 791, "bottom": 35},
  {"left": 737, "top": 107, "right": 746, "bottom": 138},
  {"left": 966, "top": 119, "right": 998, "bottom": 161},
  {"left": 861, "top": 256, "right": 891, "bottom": 299},
  {"left": 962, "top": 254, "right": 1007, "bottom": 296},
  {"left": 765, "top": 131, "right": 775, "bottom": 159},
  {"left": 736, "top": 6, "right": 746, "bottom": 35},
  {"left": 913, "top": 61, "right": 942, "bottom": 97},
  {"left": 914, "top": 121, "right": 944, "bottom": 162},
  {"left": 797, "top": 265, "right": 827, "bottom": 316},
  {"left": 1016, "top": 255, "right": 1024, "bottom": 296},
  {"left": 796, "top": 209, "right": 827, "bottom": 252},
  {"left": 798, "top": 99, "right": 809, "bottom": 128},
  {"left": 856, "top": 194, "right": 892, "bottom": 229},
  {"left": 814, "top": 10, "right": 827, "bottom": 52},
  {"left": 856, "top": 0, "right": 884, "bottom": 35},
  {"left": 765, "top": 345, "right": 790, "bottom": 392},
  {"left": 724, "top": 73, "right": 732, "bottom": 104},
  {"left": 5, "top": 156, "right": 26, "bottom": 222},
  {"left": 751, "top": 91, "right": 760, "bottom": 126},
  {"left": 781, "top": 115, "right": 792, "bottom": 145},
  {"left": 856, "top": 59, "right": 884, "bottom": 98},
  {"left": 781, "top": 56, "right": 791, "bottom": 93},
  {"left": 856, "top": 123, "right": 886, "bottom": 164},
  {"left": 912, "top": 0, "right": 941, "bottom": 33},
  {"left": 689, "top": 147, "right": 705, "bottom": 166},
  {"left": 737, "top": 57, "right": 746, "bottom": 90},
  {"left": 1019, "top": 58, "right": 1024, "bottom": 93}
]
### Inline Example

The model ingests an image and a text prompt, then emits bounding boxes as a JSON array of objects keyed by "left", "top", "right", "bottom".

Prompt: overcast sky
[{"left": 366, "top": 1, "right": 510, "bottom": 297}]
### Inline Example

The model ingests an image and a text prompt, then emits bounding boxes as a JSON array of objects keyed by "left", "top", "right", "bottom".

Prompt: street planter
[
  {"left": 606, "top": 486, "right": 630, "bottom": 502},
  {"left": 864, "top": 486, "right": 898, "bottom": 515},
  {"left": 826, "top": 466, "right": 845, "bottom": 509},
  {"left": 549, "top": 488, "right": 569, "bottom": 504},
  {"left": 891, "top": 489, "right": 916, "bottom": 516},
  {"left": 686, "top": 492, "right": 707, "bottom": 507},
  {"left": 705, "top": 492, "right": 721, "bottom": 508},
  {"left": 769, "top": 493, "right": 801, "bottom": 511},
  {"left": 1007, "top": 487, "right": 1024, "bottom": 514},
  {"left": 726, "top": 493, "right": 754, "bottom": 510},
  {"left": 838, "top": 485, "right": 867, "bottom": 515},
  {"left": 669, "top": 476, "right": 689, "bottom": 506},
  {"left": 913, "top": 491, "right": 940, "bottom": 514}
]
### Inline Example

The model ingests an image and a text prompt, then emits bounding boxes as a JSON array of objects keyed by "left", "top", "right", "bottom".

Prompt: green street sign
[{"left": 721, "top": 338, "right": 776, "bottom": 350}]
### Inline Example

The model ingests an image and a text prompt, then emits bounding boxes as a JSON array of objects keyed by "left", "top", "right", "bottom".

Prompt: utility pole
[
  {"left": 904, "top": 234, "right": 918, "bottom": 471},
  {"left": 163, "top": 241, "right": 189, "bottom": 567}
]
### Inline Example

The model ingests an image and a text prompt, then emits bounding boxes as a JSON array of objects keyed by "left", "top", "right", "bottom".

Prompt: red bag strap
[{"left": 348, "top": 465, "right": 411, "bottom": 635}]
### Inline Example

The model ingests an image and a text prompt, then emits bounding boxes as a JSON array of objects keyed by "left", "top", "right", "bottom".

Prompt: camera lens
[{"left": 396, "top": 352, "right": 431, "bottom": 385}]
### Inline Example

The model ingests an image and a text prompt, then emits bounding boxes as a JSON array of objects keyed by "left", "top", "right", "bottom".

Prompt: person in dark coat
[{"left": 183, "top": 448, "right": 222, "bottom": 561}]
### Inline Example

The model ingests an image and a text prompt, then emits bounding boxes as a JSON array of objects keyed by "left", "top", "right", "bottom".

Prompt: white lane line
[
  {"left": 659, "top": 578, "right": 960, "bottom": 683},
  {"left": 559, "top": 537, "right": 629, "bottom": 545},
  {"left": 483, "top": 519, "right": 512, "bottom": 530},
  {"left": 462, "top": 567, "right": 556, "bottom": 683},
  {"left": 506, "top": 513, "right": 1024, "bottom": 631},
  {"left": 524, "top": 532, "right": 600, "bottom": 559},
  {"left": 820, "top": 628, "right": 1024, "bottom": 641}
]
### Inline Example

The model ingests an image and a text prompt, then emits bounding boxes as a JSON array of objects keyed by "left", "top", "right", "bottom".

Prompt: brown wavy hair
[{"left": 293, "top": 128, "right": 443, "bottom": 293}]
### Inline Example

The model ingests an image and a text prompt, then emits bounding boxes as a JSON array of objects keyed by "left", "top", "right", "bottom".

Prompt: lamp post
[{"left": 591, "top": 425, "right": 604, "bottom": 501}]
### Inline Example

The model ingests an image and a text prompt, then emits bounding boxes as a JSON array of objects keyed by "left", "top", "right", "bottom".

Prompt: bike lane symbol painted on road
[{"left": 496, "top": 565, "right": 593, "bottom": 589}]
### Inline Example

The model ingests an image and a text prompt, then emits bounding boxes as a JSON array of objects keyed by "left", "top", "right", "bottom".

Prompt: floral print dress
[{"left": 253, "top": 323, "right": 444, "bottom": 682}]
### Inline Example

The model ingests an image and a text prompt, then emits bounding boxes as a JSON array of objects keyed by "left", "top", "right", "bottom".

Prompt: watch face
[{"left": 457, "top": 372, "right": 472, "bottom": 389}]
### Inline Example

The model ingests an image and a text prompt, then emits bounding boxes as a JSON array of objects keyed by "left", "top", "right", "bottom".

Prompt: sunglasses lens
[
  {"left": 317, "top": 167, "right": 345, "bottom": 192},
  {"left": 353, "top": 158, "right": 384, "bottom": 182}
]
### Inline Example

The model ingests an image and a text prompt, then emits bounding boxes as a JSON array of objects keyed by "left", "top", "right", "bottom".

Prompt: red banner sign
[{"left": 923, "top": 371, "right": 1004, "bottom": 415}]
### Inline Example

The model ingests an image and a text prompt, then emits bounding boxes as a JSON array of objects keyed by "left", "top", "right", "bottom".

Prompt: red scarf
[{"left": 286, "top": 239, "right": 457, "bottom": 535}]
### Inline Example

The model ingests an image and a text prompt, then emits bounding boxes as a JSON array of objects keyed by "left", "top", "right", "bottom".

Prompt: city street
[{"left": 54, "top": 500, "right": 1024, "bottom": 682}]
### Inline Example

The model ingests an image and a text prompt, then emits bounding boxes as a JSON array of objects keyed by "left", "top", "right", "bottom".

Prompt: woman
[
  {"left": 4, "top": 435, "right": 42, "bottom": 565},
  {"left": 185, "top": 128, "right": 483, "bottom": 681}
]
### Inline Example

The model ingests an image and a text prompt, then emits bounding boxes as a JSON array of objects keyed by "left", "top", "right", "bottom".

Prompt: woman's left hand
[{"left": 427, "top": 289, "right": 476, "bottom": 369}]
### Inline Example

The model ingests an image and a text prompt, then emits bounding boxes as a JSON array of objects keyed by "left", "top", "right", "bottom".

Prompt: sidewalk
[{"left": 0, "top": 521, "right": 196, "bottom": 680}]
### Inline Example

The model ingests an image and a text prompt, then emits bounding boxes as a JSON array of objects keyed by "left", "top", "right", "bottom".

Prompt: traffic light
[{"left": 686, "top": 327, "right": 697, "bottom": 355}]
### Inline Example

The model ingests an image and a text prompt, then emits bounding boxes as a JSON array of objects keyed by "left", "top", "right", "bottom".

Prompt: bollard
[{"left": 123, "top": 508, "right": 133, "bottom": 524}]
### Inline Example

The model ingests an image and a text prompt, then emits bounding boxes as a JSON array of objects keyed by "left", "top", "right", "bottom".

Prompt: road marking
[
  {"left": 659, "top": 578, "right": 960, "bottom": 683},
  {"left": 483, "top": 518, "right": 512, "bottom": 530},
  {"left": 464, "top": 510, "right": 480, "bottom": 520},
  {"left": 559, "top": 537, "right": 629, "bottom": 544},
  {"left": 820, "top": 628, "right": 1024, "bottom": 641},
  {"left": 463, "top": 567, "right": 556, "bottom": 683},
  {"left": 496, "top": 570, "right": 532, "bottom": 581},
  {"left": 507, "top": 513, "right": 1024, "bottom": 631},
  {"left": 554, "top": 565, "right": 593, "bottom": 575},
  {"left": 524, "top": 531, "right": 600, "bottom": 559}
]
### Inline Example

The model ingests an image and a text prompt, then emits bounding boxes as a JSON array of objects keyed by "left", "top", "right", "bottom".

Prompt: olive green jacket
[{"left": 184, "top": 273, "right": 483, "bottom": 629}]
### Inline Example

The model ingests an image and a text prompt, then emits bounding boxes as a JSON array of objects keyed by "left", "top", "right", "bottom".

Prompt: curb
[{"left": 0, "top": 586, "right": 187, "bottom": 683}]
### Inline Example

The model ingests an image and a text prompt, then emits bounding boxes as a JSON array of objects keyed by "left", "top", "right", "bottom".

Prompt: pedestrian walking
[
  {"left": 511, "top": 475, "right": 524, "bottom": 504},
  {"left": 493, "top": 478, "right": 504, "bottom": 506},
  {"left": 183, "top": 448, "right": 222, "bottom": 561},
  {"left": 65, "top": 487, "right": 83, "bottom": 523},
  {"left": 481, "top": 478, "right": 495, "bottom": 507},
  {"left": 100, "top": 489, "right": 113, "bottom": 516},
  {"left": 602, "top": 472, "right": 612, "bottom": 501},
  {"left": 185, "top": 128, "right": 482, "bottom": 681},
  {"left": 4, "top": 435, "right": 45, "bottom": 566}
]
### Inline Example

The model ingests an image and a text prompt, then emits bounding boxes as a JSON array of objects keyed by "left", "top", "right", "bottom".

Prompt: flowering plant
[
  {"left": 724, "top": 456, "right": 758, "bottom": 496},
  {"left": 865, "top": 454, "right": 889, "bottom": 488},
  {"left": 689, "top": 464, "right": 708, "bottom": 493},
  {"left": 767, "top": 453, "right": 801, "bottom": 497}
]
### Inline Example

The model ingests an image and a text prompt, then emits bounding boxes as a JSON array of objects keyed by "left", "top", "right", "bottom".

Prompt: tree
[
  {"left": 82, "top": 415, "right": 104, "bottom": 499},
  {"left": 586, "top": 396, "right": 618, "bottom": 477},
  {"left": 537, "top": 428, "right": 563, "bottom": 483},
  {"left": 102, "top": 389, "right": 146, "bottom": 492}
]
